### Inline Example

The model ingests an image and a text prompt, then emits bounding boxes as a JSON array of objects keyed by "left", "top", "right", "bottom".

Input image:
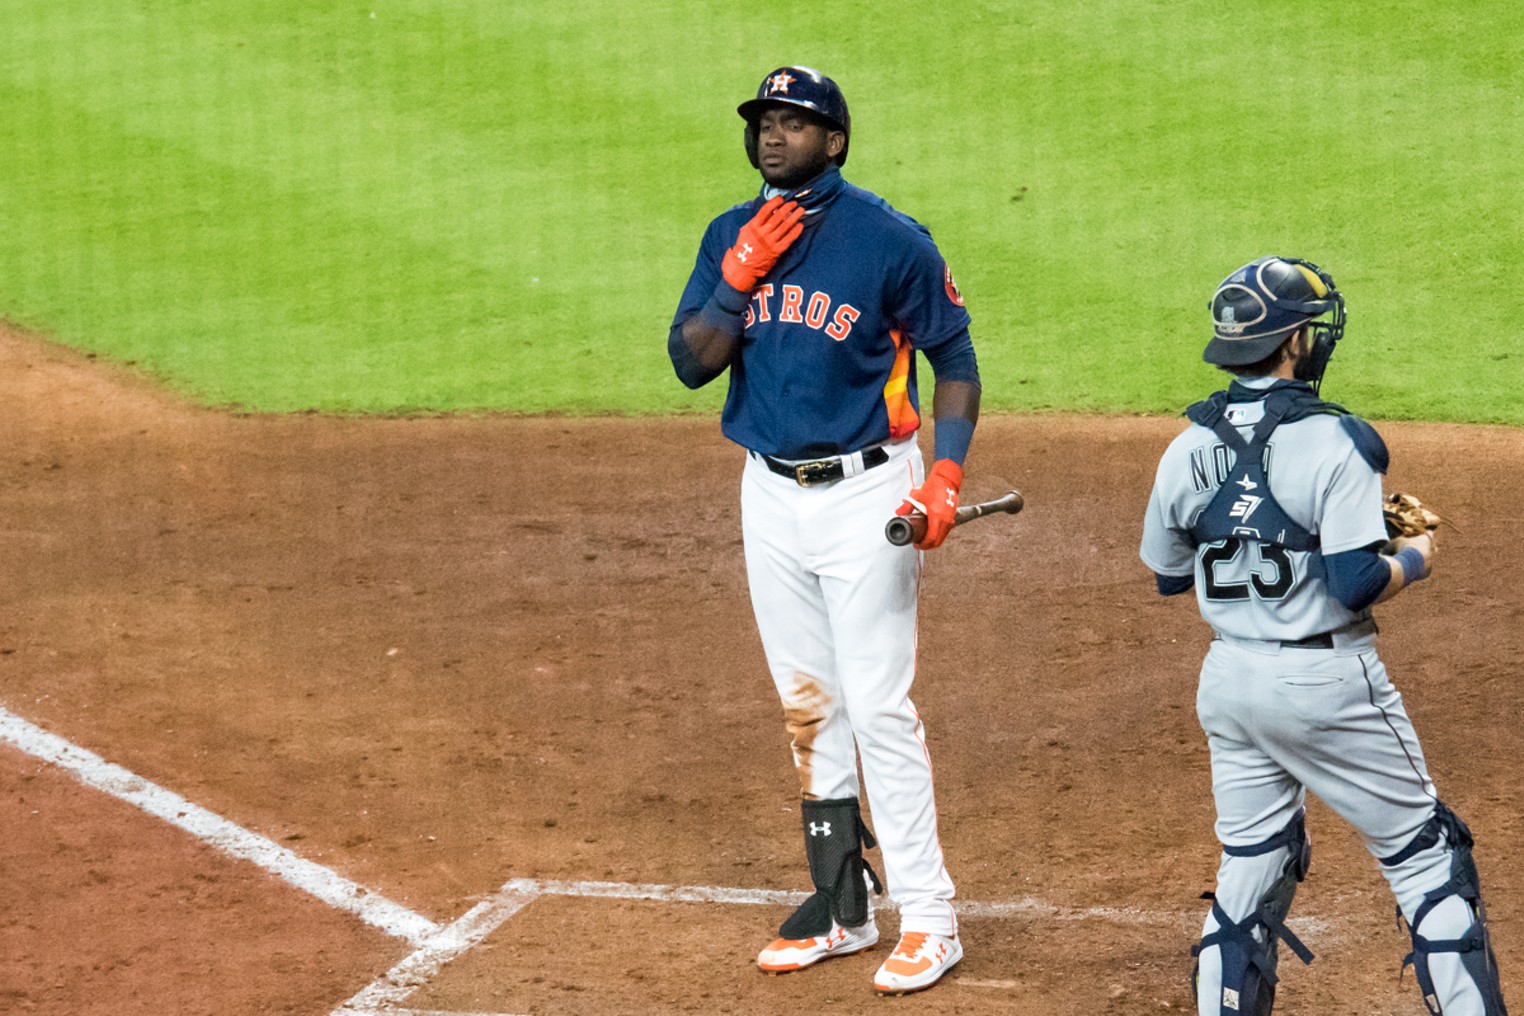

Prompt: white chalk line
[
  {"left": 500, "top": 876, "right": 1217, "bottom": 928},
  {"left": 333, "top": 877, "right": 1338, "bottom": 1014},
  {"left": 0, "top": 704, "right": 441, "bottom": 948},
  {"left": 2, "top": 703, "right": 1343, "bottom": 1016},
  {"left": 367, "top": 1012, "right": 533, "bottom": 1016},
  {"left": 331, "top": 887, "right": 538, "bottom": 1015},
  {"left": 958, "top": 977, "right": 1021, "bottom": 990}
]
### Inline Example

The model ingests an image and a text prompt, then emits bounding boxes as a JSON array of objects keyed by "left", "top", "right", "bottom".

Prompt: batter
[
  {"left": 666, "top": 65, "right": 980, "bottom": 995},
  {"left": 1140, "top": 256, "right": 1508, "bottom": 1015}
]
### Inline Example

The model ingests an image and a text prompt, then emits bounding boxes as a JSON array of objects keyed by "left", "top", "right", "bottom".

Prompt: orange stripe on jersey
[{"left": 882, "top": 330, "right": 920, "bottom": 440}]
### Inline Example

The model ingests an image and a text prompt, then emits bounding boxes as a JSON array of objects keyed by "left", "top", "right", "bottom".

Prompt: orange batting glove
[
  {"left": 895, "top": 459, "right": 963, "bottom": 550},
  {"left": 721, "top": 195, "right": 806, "bottom": 292}
]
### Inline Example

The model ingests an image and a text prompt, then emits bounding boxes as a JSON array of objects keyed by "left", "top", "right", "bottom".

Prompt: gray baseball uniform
[{"left": 1142, "top": 374, "right": 1507, "bottom": 1016}]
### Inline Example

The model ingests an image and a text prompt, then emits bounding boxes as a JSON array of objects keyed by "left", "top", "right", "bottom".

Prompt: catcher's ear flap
[
  {"left": 1285, "top": 258, "right": 1345, "bottom": 394},
  {"left": 1300, "top": 322, "right": 1340, "bottom": 394}
]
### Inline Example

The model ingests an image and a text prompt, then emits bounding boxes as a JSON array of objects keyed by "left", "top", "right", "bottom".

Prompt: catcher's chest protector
[{"left": 1187, "top": 398, "right": 1319, "bottom": 553}]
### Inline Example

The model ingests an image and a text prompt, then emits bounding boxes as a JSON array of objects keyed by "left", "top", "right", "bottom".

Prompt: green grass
[{"left": 1, "top": 2, "right": 1520, "bottom": 421}]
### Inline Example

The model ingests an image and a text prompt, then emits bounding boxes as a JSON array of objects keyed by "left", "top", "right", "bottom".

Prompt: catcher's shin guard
[
  {"left": 1193, "top": 810, "right": 1316, "bottom": 1016},
  {"left": 779, "top": 797, "right": 883, "bottom": 938},
  {"left": 1388, "top": 804, "right": 1509, "bottom": 1015}
]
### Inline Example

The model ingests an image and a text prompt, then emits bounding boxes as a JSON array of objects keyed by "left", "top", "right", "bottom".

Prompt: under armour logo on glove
[
  {"left": 808, "top": 821, "right": 832, "bottom": 837},
  {"left": 895, "top": 459, "right": 964, "bottom": 550},
  {"left": 721, "top": 196, "right": 804, "bottom": 293}
]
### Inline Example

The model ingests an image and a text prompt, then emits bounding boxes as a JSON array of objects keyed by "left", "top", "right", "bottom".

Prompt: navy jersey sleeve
[
  {"left": 671, "top": 215, "right": 734, "bottom": 327},
  {"left": 886, "top": 224, "right": 972, "bottom": 353},
  {"left": 669, "top": 211, "right": 751, "bottom": 388}
]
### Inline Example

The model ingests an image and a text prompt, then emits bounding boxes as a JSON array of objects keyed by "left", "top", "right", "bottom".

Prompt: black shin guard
[
  {"left": 1389, "top": 804, "right": 1509, "bottom": 1016},
  {"left": 779, "top": 797, "right": 883, "bottom": 938},
  {"left": 1193, "top": 810, "right": 1315, "bottom": 1016}
]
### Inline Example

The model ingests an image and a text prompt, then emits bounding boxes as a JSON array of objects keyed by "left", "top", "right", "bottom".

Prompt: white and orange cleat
[
  {"left": 757, "top": 920, "right": 880, "bottom": 973},
  {"left": 872, "top": 931, "right": 963, "bottom": 994}
]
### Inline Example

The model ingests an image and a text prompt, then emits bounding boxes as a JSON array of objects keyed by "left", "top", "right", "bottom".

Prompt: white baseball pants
[{"left": 740, "top": 438, "right": 957, "bottom": 937}]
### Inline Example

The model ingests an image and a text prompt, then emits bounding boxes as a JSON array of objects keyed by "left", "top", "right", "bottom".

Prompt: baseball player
[
  {"left": 666, "top": 65, "right": 980, "bottom": 994},
  {"left": 1140, "top": 256, "right": 1508, "bottom": 1015}
]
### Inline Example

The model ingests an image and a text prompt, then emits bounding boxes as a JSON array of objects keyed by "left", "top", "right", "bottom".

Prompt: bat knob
[{"left": 884, "top": 515, "right": 920, "bottom": 547}]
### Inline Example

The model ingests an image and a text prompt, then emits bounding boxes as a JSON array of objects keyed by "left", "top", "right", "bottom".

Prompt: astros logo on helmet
[{"left": 766, "top": 70, "right": 796, "bottom": 95}]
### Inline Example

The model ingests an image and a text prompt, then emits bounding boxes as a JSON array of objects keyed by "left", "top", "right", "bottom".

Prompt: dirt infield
[{"left": 1, "top": 325, "right": 1520, "bottom": 1015}]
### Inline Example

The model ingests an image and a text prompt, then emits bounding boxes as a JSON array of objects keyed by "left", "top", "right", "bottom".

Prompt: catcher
[{"left": 1140, "top": 255, "right": 1507, "bottom": 1015}]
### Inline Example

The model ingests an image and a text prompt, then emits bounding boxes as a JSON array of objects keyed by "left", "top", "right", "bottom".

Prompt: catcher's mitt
[{"left": 1383, "top": 492, "right": 1446, "bottom": 540}]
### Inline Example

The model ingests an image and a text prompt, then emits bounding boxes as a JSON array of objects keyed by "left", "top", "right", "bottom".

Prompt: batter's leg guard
[
  {"left": 1386, "top": 804, "right": 1509, "bottom": 1015},
  {"left": 1192, "top": 809, "right": 1316, "bottom": 1016},
  {"left": 779, "top": 797, "right": 884, "bottom": 938}
]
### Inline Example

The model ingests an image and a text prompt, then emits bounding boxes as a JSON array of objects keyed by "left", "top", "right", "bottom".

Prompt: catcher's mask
[
  {"left": 1205, "top": 256, "right": 1346, "bottom": 392},
  {"left": 738, "top": 65, "right": 850, "bottom": 169}
]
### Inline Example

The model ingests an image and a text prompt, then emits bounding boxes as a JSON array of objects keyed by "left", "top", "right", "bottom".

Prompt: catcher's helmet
[
  {"left": 738, "top": 66, "right": 850, "bottom": 168},
  {"left": 1205, "top": 256, "right": 1346, "bottom": 389}
]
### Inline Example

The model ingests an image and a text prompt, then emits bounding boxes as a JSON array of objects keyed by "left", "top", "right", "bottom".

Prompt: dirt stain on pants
[{"left": 781, "top": 671, "right": 830, "bottom": 800}]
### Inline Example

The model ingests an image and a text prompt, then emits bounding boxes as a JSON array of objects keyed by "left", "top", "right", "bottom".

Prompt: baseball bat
[{"left": 884, "top": 489, "right": 1025, "bottom": 546}]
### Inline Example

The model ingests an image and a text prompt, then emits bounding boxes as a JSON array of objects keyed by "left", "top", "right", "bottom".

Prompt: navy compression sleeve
[
  {"left": 1155, "top": 572, "right": 1195, "bottom": 596},
  {"left": 922, "top": 330, "right": 980, "bottom": 463},
  {"left": 933, "top": 417, "right": 975, "bottom": 465},
  {"left": 1324, "top": 545, "right": 1391, "bottom": 612}
]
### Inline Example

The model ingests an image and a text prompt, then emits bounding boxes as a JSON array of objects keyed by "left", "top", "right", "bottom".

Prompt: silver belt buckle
[{"left": 794, "top": 460, "right": 835, "bottom": 486}]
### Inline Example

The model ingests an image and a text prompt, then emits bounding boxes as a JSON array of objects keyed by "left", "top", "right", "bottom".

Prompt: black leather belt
[
  {"left": 1213, "top": 631, "right": 1336, "bottom": 649},
  {"left": 760, "top": 447, "right": 890, "bottom": 487}
]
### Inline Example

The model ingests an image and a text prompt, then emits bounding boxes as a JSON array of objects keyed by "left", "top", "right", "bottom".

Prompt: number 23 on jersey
[{"left": 1201, "top": 539, "right": 1294, "bottom": 601}]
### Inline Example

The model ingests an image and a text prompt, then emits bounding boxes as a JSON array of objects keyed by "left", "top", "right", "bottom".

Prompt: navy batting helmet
[
  {"left": 738, "top": 66, "right": 851, "bottom": 168},
  {"left": 1205, "top": 256, "right": 1346, "bottom": 389}
]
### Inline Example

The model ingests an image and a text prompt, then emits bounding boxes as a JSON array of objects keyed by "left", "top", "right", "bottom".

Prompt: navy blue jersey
[{"left": 671, "top": 166, "right": 972, "bottom": 459}]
